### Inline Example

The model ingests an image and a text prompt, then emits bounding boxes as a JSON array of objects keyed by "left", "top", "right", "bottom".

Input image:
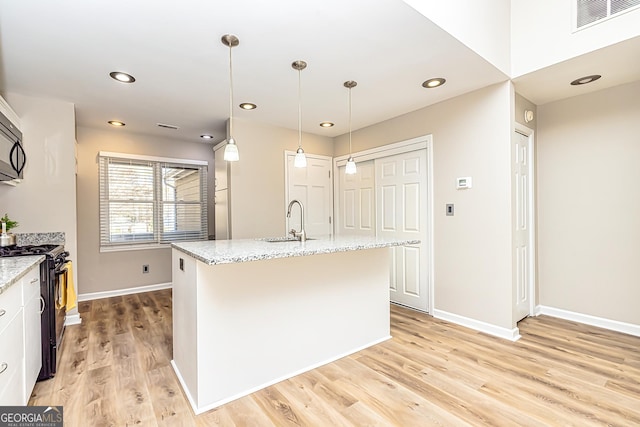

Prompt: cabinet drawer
[
  {"left": 21, "top": 265, "right": 41, "bottom": 303},
  {"left": 0, "top": 309, "right": 25, "bottom": 405},
  {"left": 0, "top": 282, "right": 21, "bottom": 335}
]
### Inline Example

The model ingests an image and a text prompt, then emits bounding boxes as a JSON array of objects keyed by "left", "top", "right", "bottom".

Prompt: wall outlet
[
  {"left": 446, "top": 204, "right": 454, "bottom": 216},
  {"left": 143, "top": 264, "right": 150, "bottom": 274}
]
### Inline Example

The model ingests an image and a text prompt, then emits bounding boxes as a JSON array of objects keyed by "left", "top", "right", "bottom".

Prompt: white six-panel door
[
  {"left": 337, "top": 160, "right": 375, "bottom": 237},
  {"left": 376, "top": 150, "right": 428, "bottom": 311},
  {"left": 514, "top": 130, "right": 532, "bottom": 321},
  {"left": 286, "top": 154, "right": 333, "bottom": 238}
]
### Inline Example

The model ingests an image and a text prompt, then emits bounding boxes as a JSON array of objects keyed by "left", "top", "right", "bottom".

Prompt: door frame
[
  {"left": 334, "top": 135, "right": 434, "bottom": 314},
  {"left": 513, "top": 123, "right": 537, "bottom": 317},
  {"left": 284, "top": 150, "right": 334, "bottom": 237}
]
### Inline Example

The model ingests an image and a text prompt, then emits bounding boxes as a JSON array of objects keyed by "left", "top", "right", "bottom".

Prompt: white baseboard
[
  {"left": 78, "top": 282, "right": 172, "bottom": 302},
  {"left": 536, "top": 305, "right": 640, "bottom": 337},
  {"left": 173, "top": 335, "right": 392, "bottom": 414},
  {"left": 65, "top": 313, "right": 82, "bottom": 326},
  {"left": 432, "top": 309, "right": 521, "bottom": 341}
]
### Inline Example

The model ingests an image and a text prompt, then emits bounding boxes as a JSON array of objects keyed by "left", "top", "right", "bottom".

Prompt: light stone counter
[
  {"left": 0, "top": 255, "right": 44, "bottom": 294},
  {"left": 172, "top": 235, "right": 420, "bottom": 265}
]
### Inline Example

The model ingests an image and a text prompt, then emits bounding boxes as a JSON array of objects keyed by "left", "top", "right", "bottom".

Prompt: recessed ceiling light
[
  {"left": 200, "top": 134, "right": 214, "bottom": 139},
  {"left": 109, "top": 71, "right": 136, "bottom": 83},
  {"left": 570, "top": 75, "right": 601, "bottom": 86},
  {"left": 319, "top": 122, "right": 334, "bottom": 128},
  {"left": 108, "top": 120, "right": 125, "bottom": 127},
  {"left": 239, "top": 103, "right": 257, "bottom": 110},
  {"left": 422, "top": 78, "right": 446, "bottom": 88}
]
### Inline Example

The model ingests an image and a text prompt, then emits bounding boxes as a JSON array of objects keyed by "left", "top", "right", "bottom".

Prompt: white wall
[
  {"left": 511, "top": 0, "right": 640, "bottom": 77},
  {"left": 402, "top": 0, "right": 511, "bottom": 75},
  {"left": 335, "top": 82, "right": 515, "bottom": 331},
  {"left": 537, "top": 80, "right": 640, "bottom": 325},
  {"left": 228, "top": 118, "right": 334, "bottom": 239},
  {"left": 0, "top": 93, "right": 78, "bottom": 307}
]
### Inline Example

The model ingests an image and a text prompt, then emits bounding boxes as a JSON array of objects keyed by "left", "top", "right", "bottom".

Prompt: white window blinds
[
  {"left": 576, "top": 0, "right": 640, "bottom": 28},
  {"left": 99, "top": 153, "right": 208, "bottom": 248}
]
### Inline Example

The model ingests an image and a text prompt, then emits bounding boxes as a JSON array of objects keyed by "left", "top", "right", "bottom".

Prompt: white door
[
  {"left": 513, "top": 130, "right": 532, "bottom": 321},
  {"left": 376, "top": 150, "right": 429, "bottom": 311},
  {"left": 337, "top": 160, "right": 375, "bottom": 237},
  {"left": 286, "top": 154, "right": 333, "bottom": 238}
]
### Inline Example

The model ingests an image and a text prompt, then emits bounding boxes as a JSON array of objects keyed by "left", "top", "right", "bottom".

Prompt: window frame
[
  {"left": 99, "top": 151, "right": 208, "bottom": 252},
  {"left": 573, "top": 0, "right": 640, "bottom": 32}
]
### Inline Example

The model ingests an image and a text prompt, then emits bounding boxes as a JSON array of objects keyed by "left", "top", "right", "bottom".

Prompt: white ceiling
[{"left": 0, "top": 0, "right": 637, "bottom": 144}]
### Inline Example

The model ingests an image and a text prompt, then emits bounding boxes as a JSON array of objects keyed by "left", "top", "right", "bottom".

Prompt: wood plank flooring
[{"left": 29, "top": 289, "right": 640, "bottom": 426}]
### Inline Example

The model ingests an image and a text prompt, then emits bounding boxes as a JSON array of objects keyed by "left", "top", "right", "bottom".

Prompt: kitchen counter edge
[
  {"left": 172, "top": 237, "right": 420, "bottom": 265},
  {"left": 0, "top": 255, "right": 45, "bottom": 295}
]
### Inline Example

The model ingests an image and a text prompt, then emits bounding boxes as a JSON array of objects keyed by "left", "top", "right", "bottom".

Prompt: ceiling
[{"left": 0, "top": 0, "right": 637, "bottom": 144}]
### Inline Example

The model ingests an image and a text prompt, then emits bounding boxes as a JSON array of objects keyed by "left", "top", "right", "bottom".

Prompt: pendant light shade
[
  {"left": 292, "top": 60, "right": 307, "bottom": 168},
  {"left": 294, "top": 147, "right": 307, "bottom": 168},
  {"left": 345, "top": 156, "right": 357, "bottom": 174},
  {"left": 222, "top": 34, "right": 240, "bottom": 162},
  {"left": 224, "top": 137, "right": 239, "bottom": 161},
  {"left": 344, "top": 80, "right": 357, "bottom": 175}
]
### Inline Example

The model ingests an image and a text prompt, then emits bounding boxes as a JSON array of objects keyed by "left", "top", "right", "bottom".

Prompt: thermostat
[{"left": 456, "top": 177, "right": 472, "bottom": 189}]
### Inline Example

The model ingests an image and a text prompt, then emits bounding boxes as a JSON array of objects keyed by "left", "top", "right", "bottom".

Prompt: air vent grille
[
  {"left": 576, "top": 0, "right": 640, "bottom": 28},
  {"left": 157, "top": 123, "right": 179, "bottom": 130}
]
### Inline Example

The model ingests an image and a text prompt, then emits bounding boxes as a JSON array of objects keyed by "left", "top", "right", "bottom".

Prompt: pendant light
[
  {"left": 292, "top": 60, "right": 307, "bottom": 168},
  {"left": 221, "top": 34, "right": 239, "bottom": 162},
  {"left": 344, "top": 80, "right": 357, "bottom": 174}
]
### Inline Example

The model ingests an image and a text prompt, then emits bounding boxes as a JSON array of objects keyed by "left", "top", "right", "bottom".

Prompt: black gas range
[{"left": 0, "top": 243, "right": 69, "bottom": 380}]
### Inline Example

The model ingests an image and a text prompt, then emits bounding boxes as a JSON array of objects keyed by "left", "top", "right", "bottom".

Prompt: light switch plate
[
  {"left": 457, "top": 177, "right": 472, "bottom": 189},
  {"left": 446, "top": 204, "right": 454, "bottom": 216}
]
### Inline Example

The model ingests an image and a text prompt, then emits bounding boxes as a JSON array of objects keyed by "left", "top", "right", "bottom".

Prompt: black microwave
[{"left": 0, "top": 109, "right": 25, "bottom": 181}]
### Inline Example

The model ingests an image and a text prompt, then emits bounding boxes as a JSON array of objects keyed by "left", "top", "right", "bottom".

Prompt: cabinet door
[
  {"left": 20, "top": 265, "right": 41, "bottom": 404},
  {"left": 0, "top": 309, "right": 25, "bottom": 405},
  {"left": 24, "top": 292, "right": 42, "bottom": 397}
]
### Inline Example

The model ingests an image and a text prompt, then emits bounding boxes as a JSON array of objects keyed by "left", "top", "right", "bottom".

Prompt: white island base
[{"left": 171, "top": 246, "right": 391, "bottom": 414}]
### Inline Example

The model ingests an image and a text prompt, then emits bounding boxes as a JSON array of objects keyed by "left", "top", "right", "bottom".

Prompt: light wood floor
[{"left": 30, "top": 289, "right": 640, "bottom": 426}]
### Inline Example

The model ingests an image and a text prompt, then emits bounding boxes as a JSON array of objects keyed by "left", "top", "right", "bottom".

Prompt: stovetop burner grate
[{"left": 0, "top": 244, "right": 62, "bottom": 257}]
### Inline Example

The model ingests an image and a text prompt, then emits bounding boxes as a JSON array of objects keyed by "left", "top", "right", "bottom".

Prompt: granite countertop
[
  {"left": 0, "top": 255, "right": 44, "bottom": 295},
  {"left": 172, "top": 235, "right": 420, "bottom": 265}
]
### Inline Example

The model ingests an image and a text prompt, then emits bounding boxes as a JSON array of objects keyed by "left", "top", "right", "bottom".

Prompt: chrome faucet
[{"left": 287, "top": 199, "right": 306, "bottom": 242}]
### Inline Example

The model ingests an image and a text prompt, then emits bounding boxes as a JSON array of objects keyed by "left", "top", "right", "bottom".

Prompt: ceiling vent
[
  {"left": 157, "top": 123, "right": 179, "bottom": 130},
  {"left": 576, "top": 0, "right": 640, "bottom": 29}
]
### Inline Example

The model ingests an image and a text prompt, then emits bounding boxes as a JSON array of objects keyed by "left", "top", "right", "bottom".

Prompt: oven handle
[{"left": 55, "top": 265, "right": 68, "bottom": 276}]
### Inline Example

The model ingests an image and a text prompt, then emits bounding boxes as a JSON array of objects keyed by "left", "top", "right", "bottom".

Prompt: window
[
  {"left": 576, "top": 0, "right": 640, "bottom": 29},
  {"left": 99, "top": 152, "right": 208, "bottom": 249}
]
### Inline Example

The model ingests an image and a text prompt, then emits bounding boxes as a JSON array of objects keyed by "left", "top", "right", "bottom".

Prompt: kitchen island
[{"left": 171, "top": 236, "right": 418, "bottom": 414}]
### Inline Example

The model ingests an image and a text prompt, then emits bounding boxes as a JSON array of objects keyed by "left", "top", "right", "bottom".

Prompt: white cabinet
[
  {"left": 213, "top": 144, "right": 230, "bottom": 240},
  {"left": 0, "top": 263, "right": 41, "bottom": 406},
  {"left": 214, "top": 145, "right": 228, "bottom": 191},
  {"left": 0, "top": 278, "right": 25, "bottom": 405},
  {"left": 22, "top": 267, "right": 42, "bottom": 397}
]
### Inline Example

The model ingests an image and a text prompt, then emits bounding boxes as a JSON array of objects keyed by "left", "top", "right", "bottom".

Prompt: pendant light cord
[
  {"left": 298, "top": 68, "right": 302, "bottom": 150},
  {"left": 348, "top": 86, "right": 352, "bottom": 155},
  {"left": 229, "top": 43, "right": 234, "bottom": 138}
]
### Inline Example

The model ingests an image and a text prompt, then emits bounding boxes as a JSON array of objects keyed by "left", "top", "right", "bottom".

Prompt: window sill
[{"left": 100, "top": 243, "right": 170, "bottom": 253}]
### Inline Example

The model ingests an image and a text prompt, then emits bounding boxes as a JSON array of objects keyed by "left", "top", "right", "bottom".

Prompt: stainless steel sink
[{"left": 260, "top": 236, "right": 314, "bottom": 243}]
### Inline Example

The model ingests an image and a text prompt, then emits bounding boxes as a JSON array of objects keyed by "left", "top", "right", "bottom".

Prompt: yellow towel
[{"left": 58, "top": 260, "right": 77, "bottom": 311}]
